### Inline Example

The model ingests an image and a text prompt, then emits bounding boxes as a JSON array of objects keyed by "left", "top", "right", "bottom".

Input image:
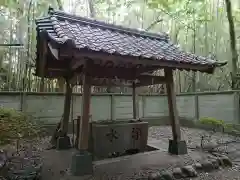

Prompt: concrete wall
[
  {"left": 198, "top": 92, "right": 239, "bottom": 123},
  {"left": 0, "top": 91, "right": 239, "bottom": 124}
]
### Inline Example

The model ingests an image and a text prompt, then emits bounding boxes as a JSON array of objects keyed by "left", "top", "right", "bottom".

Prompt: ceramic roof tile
[{"left": 35, "top": 8, "right": 227, "bottom": 72}]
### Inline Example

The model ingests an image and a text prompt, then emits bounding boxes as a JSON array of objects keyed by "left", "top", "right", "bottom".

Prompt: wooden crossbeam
[
  {"left": 64, "top": 49, "right": 215, "bottom": 73},
  {"left": 70, "top": 73, "right": 167, "bottom": 87}
]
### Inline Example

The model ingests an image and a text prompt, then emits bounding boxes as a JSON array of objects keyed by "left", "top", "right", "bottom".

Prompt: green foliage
[
  {"left": 199, "top": 117, "right": 226, "bottom": 133},
  {"left": 200, "top": 117, "right": 224, "bottom": 126},
  {"left": 0, "top": 0, "right": 239, "bottom": 92},
  {"left": 0, "top": 107, "right": 41, "bottom": 145},
  {"left": 199, "top": 117, "right": 240, "bottom": 134}
]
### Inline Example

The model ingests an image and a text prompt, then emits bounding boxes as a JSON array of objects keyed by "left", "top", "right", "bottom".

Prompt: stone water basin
[{"left": 89, "top": 120, "right": 149, "bottom": 159}]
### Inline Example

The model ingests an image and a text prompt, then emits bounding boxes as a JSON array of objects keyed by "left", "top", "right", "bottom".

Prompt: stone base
[
  {"left": 168, "top": 140, "right": 188, "bottom": 155},
  {"left": 56, "top": 136, "right": 71, "bottom": 150},
  {"left": 71, "top": 150, "right": 93, "bottom": 176}
]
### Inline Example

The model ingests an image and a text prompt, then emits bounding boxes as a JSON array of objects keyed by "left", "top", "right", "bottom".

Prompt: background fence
[{"left": 0, "top": 91, "right": 239, "bottom": 124}]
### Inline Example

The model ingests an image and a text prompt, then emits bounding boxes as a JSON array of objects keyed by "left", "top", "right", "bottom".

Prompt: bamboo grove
[{"left": 0, "top": 0, "right": 239, "bottom": 93}]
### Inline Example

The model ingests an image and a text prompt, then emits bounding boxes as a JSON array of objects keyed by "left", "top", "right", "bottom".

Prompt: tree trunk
[
  {"left": 88, "top": 0, "right": 96, "bottom": 18},
  {"left": 23, "top": 0, "right": 33, "bottom": 92},
  {"left": 192, "top": 17, "right": 197, "bottom": 92},
  {"left": 56, "top": 0, "right": 63, "bottom": 10},
  {"left": 225, "top": 0, "right": 238, "bottom": 89}
]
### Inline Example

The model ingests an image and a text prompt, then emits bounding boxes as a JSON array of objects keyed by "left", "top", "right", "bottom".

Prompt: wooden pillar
[
  {"left": 78, "top": 73, "right": 92, "bottom": 150},
  {"left": 132, "top": 82, "right": 137, "bottom": 119},
  {"left": 61, "top": 78, "right": 72, "bottom": 135},
  {"left": 165, "top": 69, "right": 181, "bottom": 141}
]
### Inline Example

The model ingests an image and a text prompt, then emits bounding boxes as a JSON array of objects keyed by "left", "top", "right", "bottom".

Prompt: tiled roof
[{"left": 35, "top": 7, "right": 227, "bottom": 73}]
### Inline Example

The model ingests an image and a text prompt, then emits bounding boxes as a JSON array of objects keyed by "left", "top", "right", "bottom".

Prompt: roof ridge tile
[{"left": 48, "top": 7, "right": 169, "bottom": 42}]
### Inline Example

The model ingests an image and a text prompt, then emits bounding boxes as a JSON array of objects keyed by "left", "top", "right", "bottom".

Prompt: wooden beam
[
  {"left": 71, "top": 58, "right": 159, "bottom": 72},
  {"left": 69, "top": 50, "right": 215, "bottom": 73},
  {"left": 71, "top": 50, "right": 159, "bottom": 67},
  {"left": 70, "top": 58, "right": 160, "bottom": 75},
  {"left": 135, "top": 75, "right": 167, "bottom": 87},
  {"left": 70, "top": 74, "right": 167, "bottom": 87},
  {"left": 165, "top": 68, "right": 181, "bottom": 141},
  {"left": 87, "top": 64, "right": 161, "bottom": 78},
  {"left": 71, "top": 58, "right": 85, "bottom": 70},
  {"left": 78, "top": 69, "right": 92, "bottom": 150},
  {"left": 48, "top": 43, "right": 59, "bottom": 60}
]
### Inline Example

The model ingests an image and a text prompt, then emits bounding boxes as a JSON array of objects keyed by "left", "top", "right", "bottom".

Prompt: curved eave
[{"left": 37, "top": 30, "right": 70, "bottom": 47}]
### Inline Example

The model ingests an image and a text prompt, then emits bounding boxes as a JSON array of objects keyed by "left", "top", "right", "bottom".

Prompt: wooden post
[
  {"left": 132, "top": 82, "right": 137, "bottom": 119},
  {"left": 165, "top": 69, "right": 181, "bottom": 141},
  {"left": 110, "top": 94, "right": 115, "bottom": 120},
  {"left": 78, "top": 73, "right": 92, "bottom": 150},
  {"left": 75, "top": 116, "right": 81, "bottom": 148},
  {"left": 61, "top": 78, "right": 72, "bottom": 135},
  {"left": 71, "top": 67, "right": 93, "bottom": 177}
]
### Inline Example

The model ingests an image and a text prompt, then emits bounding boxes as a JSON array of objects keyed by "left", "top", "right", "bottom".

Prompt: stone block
[
  {"left": 217, "top": 157, "right": 225, "bottom": 166},
  {"left": 201, "top": 160, "right": 214, "bottom": 172},
  {"left": 220, "top": 156, "right": 233, "bottom": 167},
  {"left": 181, "top": 165, "right": 198, "bottom": 177},
  {"left": 56, "top": 136, "right": 71, "bottom": 150},
  {"left": 172, "top": 167, "right": 184, "bottom": 179},
  {"left": 210, "top": 159, "right": 220, "bottom": 169},
  {"left": 193, "top": 163, "right": 203, "bottom": 172},
  {"left": 168, "top": 140, "right": 187, "bottom": 155},
  {"left": 91, "top": 121, "right": 148, "bottom": 158},
  {"left": 160, "top": 172, "right": 174, "bottom": 180},
  {"left": 71, "top": 150, "right": 93, "bottom": 176},
  {"left": 148, "top": 172, "right": 161, "bottom": 179}
]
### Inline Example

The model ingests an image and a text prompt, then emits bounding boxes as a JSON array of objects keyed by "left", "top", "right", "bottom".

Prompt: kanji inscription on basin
[
  {"left": 132, "top": 128, "right": 141, "bottom": 140},
  {"left": 106, "top": 128, "right": 119, "bottom": 142}
]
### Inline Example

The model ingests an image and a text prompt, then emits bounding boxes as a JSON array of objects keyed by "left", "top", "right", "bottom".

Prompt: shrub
[
  {"left": 199, "top": 117, "right": 240, "bottom": 134},
  {"left": 200, "top": 117, "right": 224, "bottom": 126},
  {"left": 199, "top": 117, "right": 225, "bottom": 133},
  {"left": 0, "top": 107, "right": 41, "bottom": 145}
]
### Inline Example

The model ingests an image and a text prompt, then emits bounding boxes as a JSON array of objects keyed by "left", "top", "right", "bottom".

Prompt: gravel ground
[
  {"left": 197, "top": 168, "right": 240, "bottom": 180},
  {"left": 2, "top": 126, "right": 240, "bottom": 180},
  {"left": 149, "top": 126, "right": 240, "bottom": 180}
]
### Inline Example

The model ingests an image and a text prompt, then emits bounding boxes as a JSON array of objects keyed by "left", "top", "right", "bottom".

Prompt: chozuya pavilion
[{"left": 35, "top": 7, "right": 227, "bottom": 176}]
